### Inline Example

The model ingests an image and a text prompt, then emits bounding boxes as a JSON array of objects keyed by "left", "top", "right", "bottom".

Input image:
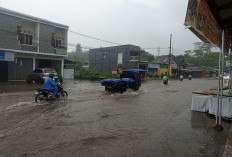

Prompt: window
[
  {"left": 117, "top": 53, "right": 123, "bottom": 64},
  {"left": 55, "top": 39, "right": 61, "bottom": 47},
  {"left": 51, "top": 37, "right": 62, "bottom": 47},
  {"left": 19, "top": 33, "right": 33, "bottom": 45}
]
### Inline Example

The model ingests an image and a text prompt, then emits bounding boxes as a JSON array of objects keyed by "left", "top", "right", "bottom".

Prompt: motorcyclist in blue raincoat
[{"left": 44, "top": 73, "right": 57, "bottom": 98}]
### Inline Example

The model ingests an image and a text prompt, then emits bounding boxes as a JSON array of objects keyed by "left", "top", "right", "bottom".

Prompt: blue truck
[{"left": 100, "top": 69, "right": 143, "bottom": 93}]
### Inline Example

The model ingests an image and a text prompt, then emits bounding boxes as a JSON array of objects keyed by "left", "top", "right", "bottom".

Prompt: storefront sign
[
  {"left": 185, "top": 0, "right": 222, "bottom": 48},
  {"left": 148, "top": 63, "right": 159, "bottom": 69},
  {"left": 0, "top": 50, "right": 5, "bottom": 60},
  {"left": 172, "top": 65, "right": 177, "bottom": 69},
  {"left": 0, "top": 50, "right": 15, "bottom": 61}
]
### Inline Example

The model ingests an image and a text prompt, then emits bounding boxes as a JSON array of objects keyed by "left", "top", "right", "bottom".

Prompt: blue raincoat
[{"left": 44, "top": 77, "right": 58, "bottom": 96}]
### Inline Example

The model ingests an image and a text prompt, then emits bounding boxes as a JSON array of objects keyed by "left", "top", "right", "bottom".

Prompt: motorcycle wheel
[
  {"left": 35, "top": 93, "right": 45, "bottom": 103},
  {"left": 60, "top": 91, "right": 68, "bottom": 100}
]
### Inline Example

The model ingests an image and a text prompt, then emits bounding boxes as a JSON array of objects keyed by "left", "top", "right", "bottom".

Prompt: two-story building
[
  {"left": 89, "top": 45, "right": 148, "bottom": 73},
  {"left": 0, "top": 7, "right": 68, "bottom": 82}
]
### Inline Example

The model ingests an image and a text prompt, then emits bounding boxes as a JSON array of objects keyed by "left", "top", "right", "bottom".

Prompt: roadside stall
[{"left": 185, "top": 0, "right": 232, "bottom": 129}]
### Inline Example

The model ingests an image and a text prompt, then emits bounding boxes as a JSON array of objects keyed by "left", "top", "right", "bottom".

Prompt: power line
[
  {"left": 0, "top": 27, "right": 189, "bottom": 53},
  {"left": 172, "top": 48, "right": 187, "bottom": 52},
  {"left": 142, "top": 47, "right": 169, "bottom": 50},
  {"left": 69, "top": 30, "right": 123, "bottom": 46},
  {"left": 67, "top": 43, "right": 95, "bottom": 49}
]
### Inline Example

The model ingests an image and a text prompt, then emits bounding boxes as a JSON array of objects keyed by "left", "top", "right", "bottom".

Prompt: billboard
[{"left": 185, "top": 0, "right": 222, "bottom": 48}]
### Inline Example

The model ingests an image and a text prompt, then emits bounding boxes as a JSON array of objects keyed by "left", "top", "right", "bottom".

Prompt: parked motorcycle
[{"left": 35, "top": 83, "right": 68, "bottom": 102}]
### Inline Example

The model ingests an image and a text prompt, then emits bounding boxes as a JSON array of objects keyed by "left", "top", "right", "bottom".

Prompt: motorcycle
[
  {"left": 180, "top": 75, "right": 184, "bottom": 81},
  {"left": 35, "top": 83, "right": 68, "bottom": 102}
]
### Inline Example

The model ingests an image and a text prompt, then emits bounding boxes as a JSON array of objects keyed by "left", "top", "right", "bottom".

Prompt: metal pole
[
  {"left": 216, "top": 50, "right": 221, "bottom": 125},
  {"left": 168, "top": 34, "right": 172, "bottom": 77},
  {"left": 219, "top": 52, "right": 224, "bottom": 125},
  {"left": 216, "top": 30, "right": 224, "bottom": 129},
  {"left": 229, "top": 43, "right": 232, "bottom": 93},
  {"left": 219, "top": 30, "right": 225, "bottom": 126}
]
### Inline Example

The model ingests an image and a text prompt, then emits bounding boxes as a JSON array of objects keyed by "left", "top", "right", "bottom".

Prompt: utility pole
[
  {"left": 157, "top": 46, "right": 160, "bottom": 56},
  {"left": 167, "top": 34, "right": 172, "bottom": 77}
]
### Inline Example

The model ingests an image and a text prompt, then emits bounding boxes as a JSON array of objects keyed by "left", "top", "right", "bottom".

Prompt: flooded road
[{"left": 0, "top": 79, "right": 231, "bottom": 157}]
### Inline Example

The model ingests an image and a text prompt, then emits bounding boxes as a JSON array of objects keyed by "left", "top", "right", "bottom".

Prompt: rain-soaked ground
[{"left": 0, "top": 78, "right": 231, "bottom": 157}]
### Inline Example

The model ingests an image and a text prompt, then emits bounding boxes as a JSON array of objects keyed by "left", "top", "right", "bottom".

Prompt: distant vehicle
[
  {"left": 101, "top": 69, "right": 142, "bottom": 93},
  {"left": 29, "top": 68, "right": 58, "bottom": 83}
]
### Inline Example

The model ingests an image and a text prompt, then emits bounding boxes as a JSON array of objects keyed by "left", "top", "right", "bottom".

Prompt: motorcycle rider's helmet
[{"left": 49, "top": 73, "right": 55, "bottom": 78}]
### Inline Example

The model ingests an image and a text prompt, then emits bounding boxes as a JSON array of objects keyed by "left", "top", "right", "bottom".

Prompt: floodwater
[{"left": 0, "top": 79, "right": 231, "bottom": 157}]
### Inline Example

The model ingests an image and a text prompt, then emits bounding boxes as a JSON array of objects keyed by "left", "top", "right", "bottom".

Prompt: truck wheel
[
  {"left": 105, "top": 85, "right": 112, "bottom": 91},
  {"left": 133, "top": 84, "right": 140, "bottom": 90},
  {"left": 105, "top": 86, "right": 109, "bottom": 91},
  {"left": 120, "top": 86, "right": 127, "bottom": 93}
]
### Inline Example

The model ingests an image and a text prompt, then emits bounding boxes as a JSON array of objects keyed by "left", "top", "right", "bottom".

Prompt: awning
[
  {"left": 185, "top": 0, "right": 232, "bottom": 128},
  {"left": 185, "top": 0, "right": 232, "bottom": 54}
]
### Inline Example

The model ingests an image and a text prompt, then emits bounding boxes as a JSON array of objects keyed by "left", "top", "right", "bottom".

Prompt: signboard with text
[
  {"left": 0, "top": 50, "right": 14, "bottom": 61},
  {"left": 0, "top": 50, "right": 5, "bottom": 60},
  {"left": 185, "top": 0, "right": 222, "bottom": 48}
]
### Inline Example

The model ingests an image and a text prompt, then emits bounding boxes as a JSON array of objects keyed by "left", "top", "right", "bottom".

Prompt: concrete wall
[
  {"left": 64, "top": 69, "right": 74, "bottom": 79},
  {"left": 39, "top": 24, "right": 55, "bottom": 53},
  {"left": 8, "top": 57, "right": 33, "bottom": 80},
  {"left": 0, "top": 14, "right": 21, "bottom": 50},
  {"left": 89, "top": 45, "right": 140, "bottom": 73}
]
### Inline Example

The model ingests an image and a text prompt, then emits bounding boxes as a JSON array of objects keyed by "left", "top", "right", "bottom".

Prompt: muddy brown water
[{"left": 0, "top": 79, "right": 230, "bottom": 157}]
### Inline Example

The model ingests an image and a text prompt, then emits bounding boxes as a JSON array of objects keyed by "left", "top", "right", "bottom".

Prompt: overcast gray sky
[{"left": 1, "top": 0, "right": 201, "bottom": 55}]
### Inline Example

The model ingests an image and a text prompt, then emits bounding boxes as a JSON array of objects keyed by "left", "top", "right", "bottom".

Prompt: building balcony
[
  {"left": 20, "top": 44, "right": 38, "bottom": 52},
  {"left": 55, "top": 46, "right": 67, "bottom": 55}
]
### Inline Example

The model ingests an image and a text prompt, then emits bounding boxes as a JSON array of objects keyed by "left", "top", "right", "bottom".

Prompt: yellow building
[
  {"left": 148, "top": 55, "right": 179, "bottom": 77},
  {"left": 157, "top": 64, "right": 177, "bottom": 76}
]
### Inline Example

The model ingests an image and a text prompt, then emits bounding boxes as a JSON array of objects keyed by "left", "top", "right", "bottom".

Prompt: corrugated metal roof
[{"left": 151, "top": 55, "right": 185, "bottom": 66}]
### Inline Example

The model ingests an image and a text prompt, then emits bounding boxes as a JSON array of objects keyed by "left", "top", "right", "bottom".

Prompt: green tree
[
  {"left": 180, "top": 52, "right": 220, "bottom": 67},
  {"left": 178, "top": 42, "right": 220, "bottom": 67},
  {"left": 74, "top": 43, "right": 83, "bottom": 53},
  {"left": 66, "top": 44, "right": 89, "bottom": 71},
  {"left": 140, "top": 50, "right": 154, "bottom": 62}
]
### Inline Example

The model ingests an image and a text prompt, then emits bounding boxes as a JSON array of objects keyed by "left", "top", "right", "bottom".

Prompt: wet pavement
[{"left": 0, "top": 78, "right": 231, "bottom": 157}]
